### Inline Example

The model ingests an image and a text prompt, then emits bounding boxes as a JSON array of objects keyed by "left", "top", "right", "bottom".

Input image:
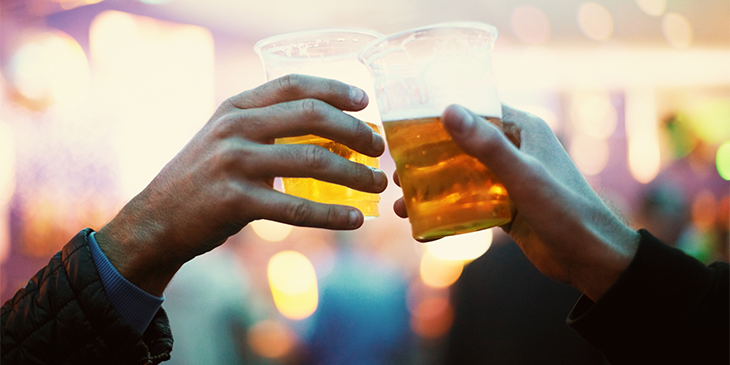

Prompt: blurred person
[
  {"left": 443, "top": 232, "right": 607, "bottom": 365},
  {"left": 392, "top": 104, "right": 729, "bottom": 365},
  {"left": 306, "top": 233, "right": 411, "bottom": 365},
  {"left": 161, "top": 243, "right": 261, "bottom": 365},
  {"left": 1, "top": 75, "right": 388, "bottom": 365},
  {"left": 634, "top": 182, "right": 689, "bottom": 247}
]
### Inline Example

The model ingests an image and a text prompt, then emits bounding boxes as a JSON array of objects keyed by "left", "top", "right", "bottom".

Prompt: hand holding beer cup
[
  {"left": 255, "top": 29, "right": 385, "bottom": 217},
  {"left": 394, "top": 103, "right": 640, "bottom": 301},
  {"left": 360, "top": 22, "right": 510, "bottom": 241}
]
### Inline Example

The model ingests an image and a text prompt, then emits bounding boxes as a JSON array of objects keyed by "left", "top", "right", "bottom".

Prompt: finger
[
  {"left": 252, "top": 189, "right": 364, "bottom": 230},
  {"left": 440, "top": 104, "right": 526, "bottom": 188},
  {"left": 228, "top": 74, "right": 369, "bottom": 112},
  {"left": 240, "top": 144, "right": 388, "bottom": 194},
  {"left": 393, "top": 170, "right": 401, "bottom": 187},
  {"left": 230, "top": 99, "right": 384, "bottom": 157},
  {"left": 393, "top": 197, "right": 408, "bottom": 218}
]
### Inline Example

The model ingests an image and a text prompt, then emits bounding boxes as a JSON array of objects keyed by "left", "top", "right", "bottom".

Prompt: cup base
[{"left": 409, "top": 201, "right": 510, "bottom": 241}]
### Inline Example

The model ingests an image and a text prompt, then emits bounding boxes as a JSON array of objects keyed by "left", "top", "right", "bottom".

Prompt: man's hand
[
  {"left": 96, "top": 75, "right": 387, "bottom": 296},
  {"left": 394, "top": 104, "right": 639, "bottom": 301}
]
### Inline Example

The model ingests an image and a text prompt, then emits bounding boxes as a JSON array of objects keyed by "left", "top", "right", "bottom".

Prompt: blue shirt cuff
[{"left": 88, "top": 231, "right": 164, "bottom": 334}]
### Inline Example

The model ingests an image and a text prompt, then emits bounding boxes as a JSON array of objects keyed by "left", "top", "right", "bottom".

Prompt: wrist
[
  {"left": 96, "top": 202, "right": 183, "bottom": 297},
  {"left": 571, "top": 225, "right": 640, "bottom": 301}
]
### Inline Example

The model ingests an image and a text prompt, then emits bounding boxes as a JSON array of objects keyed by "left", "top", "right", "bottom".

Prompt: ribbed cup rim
[
  {"left": 359, "top": 21, "right": 498, "bottom": 65},
  {"left": 254, "top": 28, "right": 385, "bottom": 57}
]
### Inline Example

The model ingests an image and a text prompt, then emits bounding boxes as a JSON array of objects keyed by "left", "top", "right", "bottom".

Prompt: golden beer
[
  {"left": 383, "top": 116, "right": 510, "bottom": 241},
  {"left": 277, "top": 122, "right": 381, "bottom": 217}
]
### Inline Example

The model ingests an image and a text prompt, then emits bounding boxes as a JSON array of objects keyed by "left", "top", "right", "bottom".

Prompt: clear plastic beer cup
[
  {"left": 254, "top": 29, "right": 384, "bottom": 217},
  {"left": 359, "top": 22, "right": 510, "bottom": 240}
]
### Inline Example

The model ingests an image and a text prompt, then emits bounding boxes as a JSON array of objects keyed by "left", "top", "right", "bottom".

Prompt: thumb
[{"left": 441, "top": 104, "right": 523, "bottom": 185}]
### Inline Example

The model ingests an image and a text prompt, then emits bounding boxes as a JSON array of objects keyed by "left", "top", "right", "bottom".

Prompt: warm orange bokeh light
[
  {"left": 410, "top": 296, "right": 454, "bottom": 339},
  {"left": 251, "top": 220, "right": 294, "bottom": 242},
  {"left": 89, "top": 10, "right": 215, "bottom": 200},
  {"left": 10, "top": 31, "right": 90, "bottom": 110},
  {"left": 426, "top": 229, "right": 492, "bottom": 262},
  {"left": 577, "top": 2, "right": 614, "bottom": 41},
  {"left": 267, "top": 250, "right": 319, "bottom": 320},
  {"left": 247, "top": 320, "right": 298, "bottom": 359},
  {"left": 419, "top": 251, "right": 464, "bottom": 288},
  {"left": 625, "top": 89, "right": 661, "bottom": 184},
  {"left": 663, "top": 13, "right": 693, "bottom": 49}
]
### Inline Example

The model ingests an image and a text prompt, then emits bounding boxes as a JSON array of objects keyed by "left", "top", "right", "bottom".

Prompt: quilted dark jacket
[{"left": 1, "top": 228, "right": 173, "bottom": 364}]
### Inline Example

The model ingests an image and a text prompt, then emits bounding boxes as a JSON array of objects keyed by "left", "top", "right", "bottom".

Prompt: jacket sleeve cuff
[
  {"left": 566, "top": 229, "right": 719, "bottom": 363},
  {"left": 88, "top": 231, "right": 164, "bottom": 334}
]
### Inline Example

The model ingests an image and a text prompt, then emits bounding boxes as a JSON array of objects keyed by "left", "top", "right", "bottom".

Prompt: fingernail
[
  {"left": 349, "top": 210, "right": 360, "bottom": 227},
  {"left": 372, "top": 131, "right": 384, "bottom": 151},
  {"left": 454, "top": 105, "right": 474, "bottom": 130},
  {"left": 371, "top": 167, "right": 386, "bottom": 189},
  {"left": 350, "top": 87, "right": 365, "bottom": 104}
]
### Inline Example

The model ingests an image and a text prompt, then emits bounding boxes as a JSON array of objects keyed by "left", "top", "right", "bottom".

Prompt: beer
[
  {"left": 277, "top": 122, "right": 381, "bottom": 217},
  {"left": 383, "top": 116, "right": 510, "bottom": 241}
]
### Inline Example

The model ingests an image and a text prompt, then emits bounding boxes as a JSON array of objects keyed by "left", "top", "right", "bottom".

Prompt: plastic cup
[
  {"left": 254, "top": 29, "right": 384, "bottom": 217},
  {"left": 359, "top": 22, "right": 510, "bottom": 240}
]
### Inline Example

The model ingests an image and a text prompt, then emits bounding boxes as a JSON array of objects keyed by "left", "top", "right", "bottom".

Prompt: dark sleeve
[
  {"left": 567, "top": 229, "right": 729, "bottom": 365},
  {"left": 1, "top": 229, "right": 173, "bottom": 365}
]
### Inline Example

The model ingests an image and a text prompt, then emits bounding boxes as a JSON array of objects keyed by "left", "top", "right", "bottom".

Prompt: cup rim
[
  {"left": 254, "top": 28, "right": 385, "bottom": 57},
  {"left": 358, "top": 21, "right": 498, "bottom": 66}
]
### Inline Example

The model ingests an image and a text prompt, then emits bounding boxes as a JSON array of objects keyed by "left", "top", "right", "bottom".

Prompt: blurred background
[{"left": 0, "top": 0, "right": 728, "bottom": 364}]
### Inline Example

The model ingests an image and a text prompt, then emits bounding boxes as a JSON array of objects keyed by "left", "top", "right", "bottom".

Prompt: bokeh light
[
  {"left": 410, "top": 296, "right": 454, "bottom": 339},
  {"left": 90, "top": 10, "right": 215, "bottom": 200},
  {"left": 426, "top": 229, "right": 492, "bottom": 261},
  {"left": 691, "top": 190, "right": 718, "bottom": 230},
  {"left": 0, "top": 122, "right": 16, "bottom": 206},
  {"left": 626, "top": 89, "right": 661, "bottom": 184},
  {"left": 577, "top": 3, "right": 614, "bottom": 41},
  {"left": 511, "top": 6, "right": 551, "bottom": 44},
  {"left": 687, "top": 99, "right": 730, "bottom": 146},
  {"left": 571, "top": 93, "right": 617, "bottom": 139},
  {"left": 9, "top": 31, "right": 90, "bottom": 109},
  {"left": 636, "top": 0, "right": 666, "bottom": 17},
  {"left": 419, "top": 251, "right": 464, "bottom": 288},
  {"left": 247, "top": 320, "right": 298, "bottom": 359},
  {"left": 570, "top": 134, "right": 610, "bottom": 176},
  {"left": 267, "top": 250, "right": 319, "bottom": 320},
  {"left": 662, "top": 13, "right": 693, "bottom": 49},
  {"left": 0, "top": 122, "right": 14, "bottom": 264},
  {"left": 251, "top": 220, "right": 294, "bottom": 242},
  {"left": 717, "top": 142, "right": 730, "bottom": 181}
]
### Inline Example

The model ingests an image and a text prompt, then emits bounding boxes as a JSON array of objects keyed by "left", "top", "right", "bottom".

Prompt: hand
[
  {"left": 96, "top": 75, "right": 387, "bottom": 296},
  {"left": 394, "top": 104, "right": 639, "bottom": 301}
]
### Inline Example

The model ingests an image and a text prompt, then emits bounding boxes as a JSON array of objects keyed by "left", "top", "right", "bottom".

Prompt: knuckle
[
  {"left": 353, "top": 164, "right": 372, "bottom": 187},
  {"left": 300, "top": 98, "right": 326, "bottom": 119},
  {"left": 353, "top": 119, "right": 371, "bottom": 141},
  {"left": 212, "top": 111, "right": 264, "bottom": 141},
  {"left": 278, "top": 74, "right": 304, "bottom": 95},
  {"left": 301, "top": 144, "right": 329, "bottom": 170},
  {"left": 288, "top": 201, "right": 313, "bottom": 225},
  {"left": 324, "top": 206, "right": 338, "bottom": 226}
]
